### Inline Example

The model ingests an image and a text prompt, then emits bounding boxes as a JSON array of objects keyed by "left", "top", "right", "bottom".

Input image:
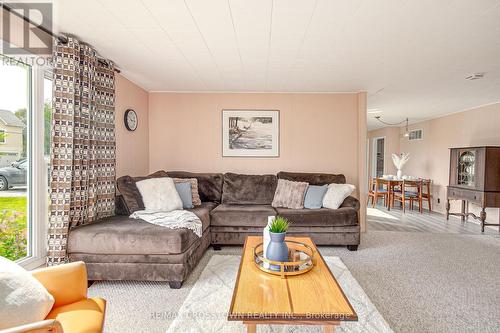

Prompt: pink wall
[
  {"left": 368, "top": 103, "right": 500, "bottom": 225},
  {"left": 115, "top": 74, "right": 149, "bottom": 177},
  {"left": 357, "top": 93, "right": 368, "bottom": 231},
  {"left": 400, "top": 103, "right": 500, "bottom": 223},
  {"left": 148, "top": 92, "right": 363, "bottom": 179},
  {"left": 148, "top": 92, "right": 367, "bottom": 229},
  {"left": 367, "top": 126, "right": 400, "bottom": 177}
]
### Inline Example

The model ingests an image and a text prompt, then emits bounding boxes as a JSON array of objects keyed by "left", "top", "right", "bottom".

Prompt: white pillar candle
[{"left": 263, "top": 216, "right": 275, "bottom": 269}]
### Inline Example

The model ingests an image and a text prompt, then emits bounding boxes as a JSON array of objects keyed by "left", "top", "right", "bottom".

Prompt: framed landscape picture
[{"left": 222, "top": 109, "right": 279, "bottom": 157}]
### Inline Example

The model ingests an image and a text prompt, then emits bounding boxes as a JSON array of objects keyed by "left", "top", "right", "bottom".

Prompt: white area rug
[{"left": 167, "top": 255, "right": 392, "bottom": 333}]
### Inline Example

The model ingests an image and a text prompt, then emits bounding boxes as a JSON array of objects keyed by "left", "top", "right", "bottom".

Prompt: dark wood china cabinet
[{"left": 446, "top": 146, "right": 500, "bottom": 232}]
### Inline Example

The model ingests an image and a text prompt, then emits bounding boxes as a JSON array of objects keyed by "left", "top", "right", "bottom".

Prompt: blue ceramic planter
[{"left": 266, "top": 232, "right": 289, "bottom": 271}]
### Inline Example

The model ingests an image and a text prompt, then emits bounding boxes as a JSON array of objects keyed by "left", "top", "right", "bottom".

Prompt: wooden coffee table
[{"left": 228, "top": 236, "right": 357, "bottom": 333}]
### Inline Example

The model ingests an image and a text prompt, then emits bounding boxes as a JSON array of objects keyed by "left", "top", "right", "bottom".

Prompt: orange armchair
[{"left": 3, "top": 262, "right": 106, "bottom": 333}]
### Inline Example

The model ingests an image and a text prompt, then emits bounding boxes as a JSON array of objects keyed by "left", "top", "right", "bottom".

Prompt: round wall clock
[{"left": 124, "top": 109, "right": 138, "bottom": 131}]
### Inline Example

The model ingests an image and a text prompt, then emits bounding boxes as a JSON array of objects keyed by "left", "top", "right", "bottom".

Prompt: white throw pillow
[
  {"left": 0, "top": 256, "right": 55, "bottom": 329},
  {"left": 136, "top": 177, "right": 183, "bottom": 212},
  {"left": 322, "top": 183, "right": 356, "bottom": 209}
]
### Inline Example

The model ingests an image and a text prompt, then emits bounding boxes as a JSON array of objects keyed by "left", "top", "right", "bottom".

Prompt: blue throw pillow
[
  {"left": 175, "top": 182, "right": 194, "bottom": 209},
  {"left": 304, "top": 185, "right": 328, "bottom": 209}
]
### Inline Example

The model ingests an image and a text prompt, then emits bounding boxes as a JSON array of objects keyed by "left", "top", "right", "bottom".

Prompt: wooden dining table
[{"left": 374, "top": 177, "right": 432, "bottom": 212}]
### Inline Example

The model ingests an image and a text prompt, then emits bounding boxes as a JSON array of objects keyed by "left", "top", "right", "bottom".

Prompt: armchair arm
[
  {"left": 0, "top": 319, "right": 63, "bottom": 333},
  {"left": 340, "top": 196, "right": 360, "bottom": 210},
  {"left": 31, "top": 262, "right": 87, "bottom": 308}
]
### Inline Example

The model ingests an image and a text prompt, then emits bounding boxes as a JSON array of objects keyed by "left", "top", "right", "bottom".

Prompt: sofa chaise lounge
[{"left": 67, "top": 171, "right": 360, "bottom": 288}]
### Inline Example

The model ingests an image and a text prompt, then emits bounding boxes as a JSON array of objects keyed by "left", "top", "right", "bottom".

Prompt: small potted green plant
[{"left": 266, "top": 217, "right": 291, "bottom": 271}]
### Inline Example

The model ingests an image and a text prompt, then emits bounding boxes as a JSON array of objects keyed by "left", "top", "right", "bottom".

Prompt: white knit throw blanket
[{"left": 130, "top": 210, "right": 203, "bottom": 237}]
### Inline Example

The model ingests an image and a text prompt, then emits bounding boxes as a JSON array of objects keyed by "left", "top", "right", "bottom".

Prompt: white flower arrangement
[{"left": 392, "top": 153, "right": 410, "bottom": 178}]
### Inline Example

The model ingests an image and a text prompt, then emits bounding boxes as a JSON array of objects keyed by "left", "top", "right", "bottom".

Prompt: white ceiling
[{"left": 52, "top": 0, "right": 500, "bottom": 129}]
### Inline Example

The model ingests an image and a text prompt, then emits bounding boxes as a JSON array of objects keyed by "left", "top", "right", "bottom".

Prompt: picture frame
[{"left": 222, "top": 109, "right": 279, "bottom": 157}]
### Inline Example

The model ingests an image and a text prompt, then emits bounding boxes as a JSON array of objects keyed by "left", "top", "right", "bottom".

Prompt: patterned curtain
[{"left": 47, "top": 37, "right": 116, "bottom": 265}]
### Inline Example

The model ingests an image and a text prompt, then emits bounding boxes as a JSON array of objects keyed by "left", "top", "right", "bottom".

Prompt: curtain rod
[{"left": 2, "top": 3, "right": 121, "bottom": 73}]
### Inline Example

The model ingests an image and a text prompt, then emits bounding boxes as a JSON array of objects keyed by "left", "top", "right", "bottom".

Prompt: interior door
[
  {"left": 372, "top": 137, "right": 385, "bottom": 178},
  {"left": 375, "top": 138, "right": 385, "bottom": 178}
]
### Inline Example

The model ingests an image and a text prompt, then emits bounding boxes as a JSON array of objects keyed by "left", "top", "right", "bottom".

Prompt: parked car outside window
[{"left": 0, "top": 158, "right": 27, "bottom": 191}]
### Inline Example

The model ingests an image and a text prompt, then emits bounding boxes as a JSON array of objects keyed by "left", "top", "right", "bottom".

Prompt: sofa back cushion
[
  {"left": 277, "top": 171, "right": 346, "bottom": 185},
  {"left": 116, "top": 170, "right": 168, "bottom": 214},
  {"left": 167, "top": 171, "right": 224, "bottom": 203},
  {"left": 116, "top": 176, "right": 140, "bottom": 214},
  {"left": 222, "top": 173, "right": 278, "bottom": 205}
]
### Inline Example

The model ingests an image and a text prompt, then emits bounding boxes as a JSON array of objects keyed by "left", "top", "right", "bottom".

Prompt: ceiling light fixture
[
  {"left": 374, "top": 116, "right": 410, "bottom": 137},
  {"left": 465, "top": 73, "right": 485, "bottom": 81},
  {"left": 367, "top": 108, "right": 382, "bottom": 114}
]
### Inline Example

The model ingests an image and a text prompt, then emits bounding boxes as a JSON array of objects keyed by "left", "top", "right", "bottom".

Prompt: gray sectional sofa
[{"left": 67, "top": 171, "right": 360, "bottom": 288}]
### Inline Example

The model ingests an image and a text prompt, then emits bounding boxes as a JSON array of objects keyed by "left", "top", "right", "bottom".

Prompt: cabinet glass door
[{"left": 457, "top": 150, "right": 476, "bottom": 186}]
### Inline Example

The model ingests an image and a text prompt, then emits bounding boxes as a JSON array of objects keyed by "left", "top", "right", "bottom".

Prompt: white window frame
[{"left": 15, "top": 65, "right": 49, "bottom": 269}]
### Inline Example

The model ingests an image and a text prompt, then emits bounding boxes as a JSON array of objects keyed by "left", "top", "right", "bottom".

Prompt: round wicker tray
[{"left": 253, "top": 240, "right": 315, "bottom": 278}]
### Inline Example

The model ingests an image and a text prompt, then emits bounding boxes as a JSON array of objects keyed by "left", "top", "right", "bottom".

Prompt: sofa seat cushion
[
  {"left": 276, "top": 207, "right": 358, "bottom": 227},
  {"left": 210, "top": 204, "right": 277, "bottom": 227},
  {"left": 46, "top": 298, "right": 106, "bottom": 333},
  {"left": 187, "top": 202, "right": 218, "bottom": 230},
  {"left": 68, "top": 202, "right": 217, "bottom": 256}
]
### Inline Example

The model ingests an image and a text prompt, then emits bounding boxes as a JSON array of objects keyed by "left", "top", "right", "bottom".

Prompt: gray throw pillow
[
  {"left": 304, "top": 185, "right": 328, "bottom": 209},
  {"left": 175, "top": 182, "right": 194, "bottom": 209}
]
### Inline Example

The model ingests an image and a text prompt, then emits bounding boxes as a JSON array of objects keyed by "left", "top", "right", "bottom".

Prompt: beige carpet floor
[{"left": 89, "top": 230, "right": 500, "bottom": 333}]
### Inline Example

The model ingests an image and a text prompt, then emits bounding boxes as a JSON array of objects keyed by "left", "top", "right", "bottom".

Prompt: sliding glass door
[
  {"left": 0, "top": 54, "right": 31, "bottom": 261},
  {"left": 0, "top": 54, "right": 51, "bottom": 267}
]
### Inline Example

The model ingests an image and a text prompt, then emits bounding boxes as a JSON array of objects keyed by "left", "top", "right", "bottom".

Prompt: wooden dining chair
[
  {"left": 393, "top": 180, "right": 423, "bottom": 213},
  {"left": 388, "top": 181, "right": 401, "bottom": 210},
  {"left": 367, "top": 177, "right": 375, "bottom": 206},
  {"left": 368, "top": 178, "right": 389, "bottom": 208},
  {"left": 421, "top": 179, "right": 432, "bottom": 212}
]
